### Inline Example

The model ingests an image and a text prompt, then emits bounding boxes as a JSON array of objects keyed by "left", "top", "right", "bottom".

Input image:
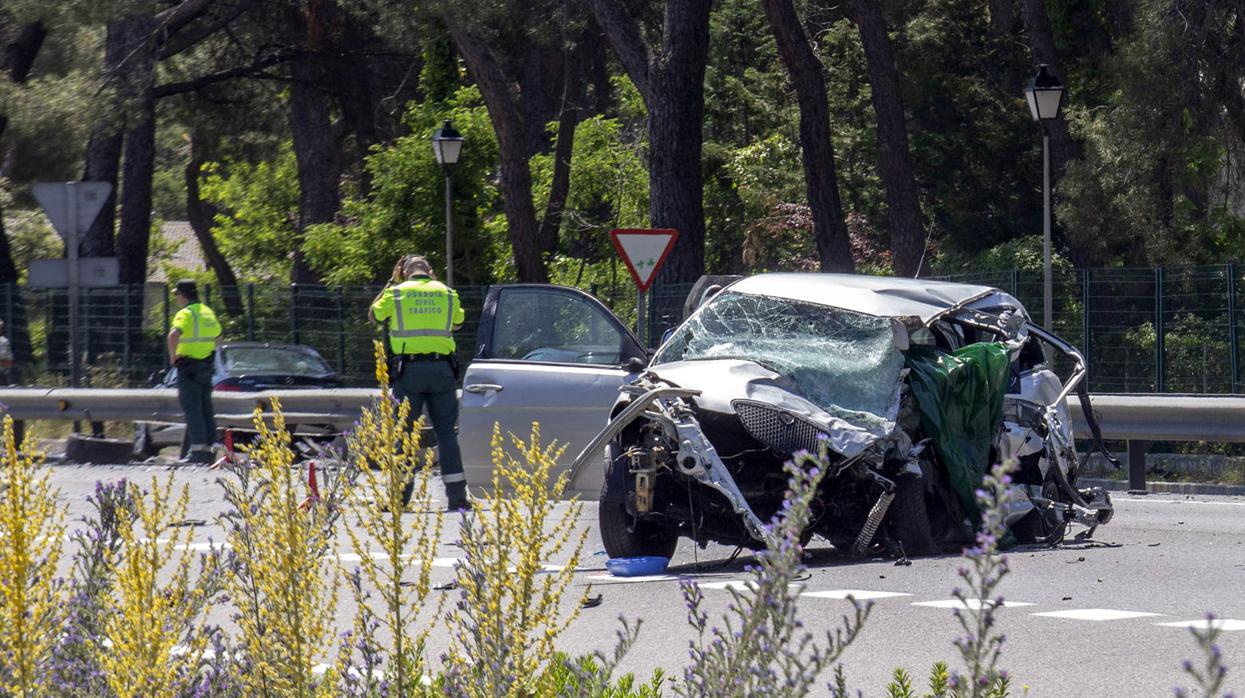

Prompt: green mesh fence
[{"left": 4, "top": 266, "right": 1241, "bottom": 393}]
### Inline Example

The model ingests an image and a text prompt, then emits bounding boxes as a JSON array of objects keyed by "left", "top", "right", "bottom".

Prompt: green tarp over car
[{"left": 904, "top": 342, "right": 1011, "bottom": 522}]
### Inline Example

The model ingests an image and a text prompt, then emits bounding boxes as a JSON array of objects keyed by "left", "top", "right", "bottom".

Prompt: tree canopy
[{"left": 1, "top": 0, "right": 1243, "bottom": 291}]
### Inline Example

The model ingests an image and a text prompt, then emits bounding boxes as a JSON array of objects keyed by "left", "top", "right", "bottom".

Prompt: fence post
[
  {"left": 1082, "top": 268, "right": 1091, "bottom": 386},
  {"left": 290, "top": 284, "right": 300, "bottom": 345},
  {"left": 1229, "top": 263, "right": 1238, "bottom": 393},
  {"left": 1155, "top": 267, "right": 1166, "bottom": 393},
  {"left": 1127, "top": 440, "right": 1148, "bottom": 494},
  {"left": 1010, "top": 268, "right": 1019, "bottom": 298},
  {"left": 122, "top": 285, "right": 131, "bottom": 373},
  {"left": 82, "top": 287, "right": 91, "bottom": 368},
  {"left": 335, "top": 287, "right": 345, "bottom": 377},
  {"left": 246, "top": 283, "right": 255, "bottom": 341},
  {"left": 162, "top": 284, "right": 171, "bottom": 367}
]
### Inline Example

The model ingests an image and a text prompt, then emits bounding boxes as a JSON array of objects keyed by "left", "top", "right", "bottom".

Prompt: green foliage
[
  {"left": 930, "top": 235, "right": 1073, "bottom": 275},
  {"left": 531, "top": 111, "right": 650, "bottom": 284},
  {"left": 0, "top": 180, "right": 60, "bottom": 282},
  {"left": 302, "top": 87, "right": 500, "bottom": 285},
  {"left": 199, "top": 145, "right": 300, "bottom": 282},
  {"left": 896, "top": 0, "right": 1039, "bottom": 258}
]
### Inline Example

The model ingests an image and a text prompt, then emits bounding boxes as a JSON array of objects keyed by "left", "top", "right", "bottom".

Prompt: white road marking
[
  {"left": 804, "top": 589, "right": 913, "bottom": 600},
  {"left": 1032, "top": 609, "right": 1163, "bottom": 621},
  {"left": 175, "top": 542, "right": 225, "bottom": 552},
  {"left": 700, "top": 580, "right": 756, "bottom": 591},
  {"left": 913, "top": 599, "right": 1034, "bottom": 610},
  {"left": 586, "top": 574, "right": 684, "bottom": 584},
  {"left": 1157, "top": 619, "right": 1245, "bottom": 631}
]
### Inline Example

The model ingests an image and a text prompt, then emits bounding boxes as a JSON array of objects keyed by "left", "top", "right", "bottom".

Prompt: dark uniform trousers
[
  {"left": 392, "top": 358, "right": 466, "bottom": 500},
  {"left": 177, "top": 356, "right": 217, "bottom": 451}
]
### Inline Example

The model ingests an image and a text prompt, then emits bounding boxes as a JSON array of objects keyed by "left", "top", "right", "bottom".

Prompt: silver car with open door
[{"left": 458, "top": 284, "right": 647, "bottom": 494}]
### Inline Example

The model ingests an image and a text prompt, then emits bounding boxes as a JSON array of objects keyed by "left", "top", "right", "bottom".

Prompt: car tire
[
  {"left": 598, "top": 446, "right": 678, "bottom": 559},
  {"left": 889, "top": 475, "right": 937, "bottom": 557}
]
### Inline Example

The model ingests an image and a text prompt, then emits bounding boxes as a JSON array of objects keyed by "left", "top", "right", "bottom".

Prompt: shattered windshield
[{"left": 654, "top": 291, "right": 904, "bottom": 422}]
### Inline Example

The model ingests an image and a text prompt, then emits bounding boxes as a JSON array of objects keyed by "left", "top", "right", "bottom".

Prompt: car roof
[
  {"left": 220, "top": 342, "right": 322, "bottom": 354},
  {"left": 725, "top": 273, "right": 1021, "bottom": 323}
]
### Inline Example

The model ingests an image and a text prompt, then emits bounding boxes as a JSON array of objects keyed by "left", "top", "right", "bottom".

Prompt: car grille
[{"left": 732, "top": 400, "right": 827, "bottom": 456}]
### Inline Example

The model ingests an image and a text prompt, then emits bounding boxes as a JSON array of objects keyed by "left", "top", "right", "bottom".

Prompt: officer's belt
[{"left": 394, "top": 353, "right": 451, "bottom": 361}]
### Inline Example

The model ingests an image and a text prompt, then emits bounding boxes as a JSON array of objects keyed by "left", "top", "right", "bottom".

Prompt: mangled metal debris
[{"left": 576, "top": 273, "right": 1115, "bottom": 559}]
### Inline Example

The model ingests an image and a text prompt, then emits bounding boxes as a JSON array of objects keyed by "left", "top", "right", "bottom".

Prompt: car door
[{"left": 459, "top": 285, "right": 646, "bottom": 494}]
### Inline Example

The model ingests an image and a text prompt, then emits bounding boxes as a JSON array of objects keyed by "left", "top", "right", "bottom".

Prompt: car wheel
[
  {"left": 598, "top": 445, "right": 678, "bottom": 559},
  {"left": 1011, "top": 480, "right": 1063, "bottom": 544},
  {"left": 888, "top": 475, "right": 937, "bottom": 557}
]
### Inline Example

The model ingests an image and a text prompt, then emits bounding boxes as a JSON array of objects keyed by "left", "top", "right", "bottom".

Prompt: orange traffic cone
[
  {"left": 298, "top": 460, "right": 322, "bottom": 511},
  {"left": 211, "top": 429, "right": 238, "bottom": 470}
]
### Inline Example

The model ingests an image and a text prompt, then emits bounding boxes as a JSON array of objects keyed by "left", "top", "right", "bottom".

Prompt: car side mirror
[{"left": 625, "top": 356, "right": 647, "bottom": 374}]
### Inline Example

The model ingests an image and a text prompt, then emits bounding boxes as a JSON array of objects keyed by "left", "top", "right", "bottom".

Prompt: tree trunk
[
  {"left": 762, "top": 0, "right": 854, "bottom": 273},
  {"left": 0, "top": 21, "right": 45, "bottom": 367},
  {"left": 287, "top": 69, "right": 336, "bottom": 285},
  {"left": 586, "top": 0, "right": 712, "bottom": 283},
  {"left": 446, "top": 23, "right": 548, "bottom": 282},
  {"left": 851, "top": 0, "right": 925, "bottom": 276},
  {"left": 114, "top": 16, "right": 159, "bottom": 286},
  {"left": 186, "top": 141, "right": 244, "bottom": 315},
  {"left": 520, "top": 41, "right": 564, "bottom": 156},
  {"left": 80, "top": 22, "right": 129, "bottom": 258},
  {"left": 987, "top": 0, "right": 1016, "bottom": 38},
  {"left": 0, "top": 21, "right": 46, "bottom": 143},
  {"left": 536, "top": 46, "right": 585, "bottom": 256},
  {"left": 1020, "top": 0, "right": 1080, "bottom": 180},
  {"left": 648, "top": 0, "right": 713, "bottom": 284}
]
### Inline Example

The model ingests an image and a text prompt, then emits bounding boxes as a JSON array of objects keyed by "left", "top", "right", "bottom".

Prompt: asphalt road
[{"left": 44, "top": 464, "right": 1245, "bottom": 696}]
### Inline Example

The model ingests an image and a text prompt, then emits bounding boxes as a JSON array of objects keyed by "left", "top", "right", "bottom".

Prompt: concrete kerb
[{"left": 1080, "top": 477, "right": 1245, "bottom": 497}]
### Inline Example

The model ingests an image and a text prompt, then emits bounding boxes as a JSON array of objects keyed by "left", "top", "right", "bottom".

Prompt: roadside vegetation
[{"left": 0, "top": 381, "right": 1234, "bottom": 696}]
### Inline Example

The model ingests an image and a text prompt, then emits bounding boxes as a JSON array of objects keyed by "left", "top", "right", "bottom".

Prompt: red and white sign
[{"left": 609, "top": 228, "right": 678, "bottom": 292}]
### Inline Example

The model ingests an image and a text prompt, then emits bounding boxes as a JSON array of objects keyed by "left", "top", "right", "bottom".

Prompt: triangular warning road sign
[
  {"left": 610, "top": 228, "right": 678, "bottom": 292},
  {"left": 32, "top": 182, "right": 112, "bottom": 240}
]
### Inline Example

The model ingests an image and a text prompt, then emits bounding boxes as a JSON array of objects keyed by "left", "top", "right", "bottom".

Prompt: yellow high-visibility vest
[
  {"left": 370, "top": 277, "right": 464, "bottom": 355},
  {"left": 172, "top": 302, "right": 221, "bottom": 359}
]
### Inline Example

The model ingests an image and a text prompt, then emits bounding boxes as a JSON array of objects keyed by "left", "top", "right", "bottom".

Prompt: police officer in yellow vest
[
  {"left": 369, "top": 256, "right": 470, "bottom": 510},
  {"left": 167, "top": 280, "right": 222, "bottom": 464}
]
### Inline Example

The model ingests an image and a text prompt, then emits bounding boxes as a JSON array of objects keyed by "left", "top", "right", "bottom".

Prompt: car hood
[{"left": 648, "top": 359, "right": 900, "bottom": 458}]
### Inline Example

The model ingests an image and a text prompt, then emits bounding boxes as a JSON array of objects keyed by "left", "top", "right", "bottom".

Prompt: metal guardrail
[
  {"left": 1069, "top": 393, "right": 1245, "bottom": 492},
  {"left": 3, "top": 388, "right": 1243, "bottom": 492},
  {"left": 0, "top": 387, "right": 377, "bottom": 429}
]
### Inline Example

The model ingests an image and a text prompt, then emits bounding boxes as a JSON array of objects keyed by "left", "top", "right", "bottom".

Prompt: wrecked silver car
[{"left": 571, "top": 273, "right": 1115, "bottom": 558}]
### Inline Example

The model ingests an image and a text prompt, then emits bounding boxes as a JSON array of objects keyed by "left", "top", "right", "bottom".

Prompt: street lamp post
[
  {"left": 1025, "top": 64, "right": 1066, "bottom": 329},
  {"left": 431, "top": 120, "right": 465, "bottom": 286}
]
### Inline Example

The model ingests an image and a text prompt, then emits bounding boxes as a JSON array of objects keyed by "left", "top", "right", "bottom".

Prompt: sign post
[
  {"left": 609, "top": 228, "right": 678, "bottom": 347},
  {"left": 32, "top": 182, "right": 112, "bottom": 388}
]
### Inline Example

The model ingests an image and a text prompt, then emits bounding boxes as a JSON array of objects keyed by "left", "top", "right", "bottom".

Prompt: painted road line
[
  {"left": 1157, "top": 619, "right": 1245, "bottom": 631},
  {"left": 913, "top": 599, "right": 1035, "bottom": 610},
  {"left": 1032, "top": 609, "right": 1163, "bottom": 621},
  {"left": 700, "top": 580, "right": 755, "bottom": 591},
  {"left": 585, "top": 574, "right": 685, "bottom": 584},
  {"left": 803, "top": 590, "right": 913, "bottom": 601}
]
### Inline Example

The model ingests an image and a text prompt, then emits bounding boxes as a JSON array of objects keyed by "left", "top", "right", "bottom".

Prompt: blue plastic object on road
[{"left": 605, "top": 556, "right": 669, "bottom": 577}]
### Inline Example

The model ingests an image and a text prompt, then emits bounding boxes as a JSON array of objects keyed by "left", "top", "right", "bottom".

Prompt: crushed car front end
[{"left": 575, "top": 273, "right": 1114, "bottom": 559}]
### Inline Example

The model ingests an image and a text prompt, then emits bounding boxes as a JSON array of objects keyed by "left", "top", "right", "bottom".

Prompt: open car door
[{"left": 459, "top": 285, "right": 645, "bottom": 494}]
